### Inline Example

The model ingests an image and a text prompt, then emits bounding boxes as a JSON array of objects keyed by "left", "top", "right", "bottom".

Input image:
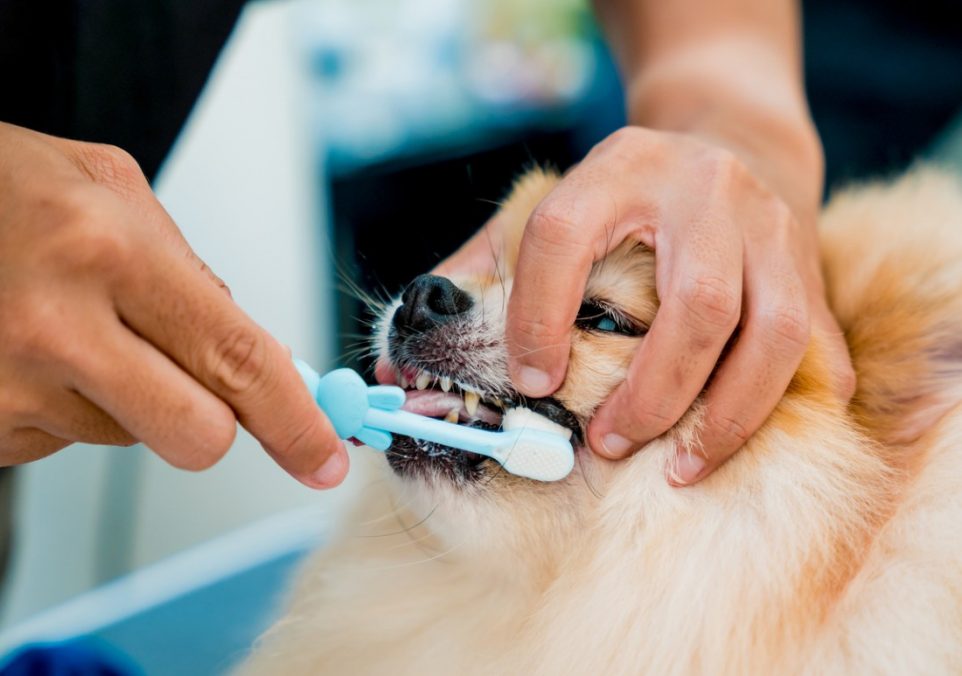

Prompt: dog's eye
[
  {"left": 594, "top": 316, "right": 618, "bottom": 332},
  {"left": 575, "top": 301, "right": 644, "bottom": 336}
]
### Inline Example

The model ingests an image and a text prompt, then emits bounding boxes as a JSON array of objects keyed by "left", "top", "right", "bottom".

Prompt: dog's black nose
[{"left": 393, "top": 274, "right": 474, "bottom": 334}]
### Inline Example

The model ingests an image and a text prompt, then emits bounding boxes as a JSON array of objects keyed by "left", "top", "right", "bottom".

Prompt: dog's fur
[{"left": 241, "top": 167, "right": 962, "bottom": 675}]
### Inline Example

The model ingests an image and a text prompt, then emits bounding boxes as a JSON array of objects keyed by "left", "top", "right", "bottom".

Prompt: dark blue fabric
[{"left": 0, "top": 640, "right": 140, "bottom": 676}]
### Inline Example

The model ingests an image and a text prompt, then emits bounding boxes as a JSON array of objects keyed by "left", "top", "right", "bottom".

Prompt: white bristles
[
  {"left": 502, "top": 408, "right": 573, "bottom": 440},
  {"left": 497, "top": 407, "right": 575, "bottom": 481}
]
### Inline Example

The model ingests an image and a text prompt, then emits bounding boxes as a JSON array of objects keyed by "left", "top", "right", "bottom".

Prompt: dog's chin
[{"left": 386, "top": 423, "right": 497, "bottom": 485}]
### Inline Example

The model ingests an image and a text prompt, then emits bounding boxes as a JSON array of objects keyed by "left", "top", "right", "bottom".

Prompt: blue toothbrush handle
[
  {"left": 364, "top": 407, "right": 506, "bottom": 456},
  {"left": 294, "top": 360, "right": 522, "bottom": 460},
  {"left": 294, "top": 360, "right": 404, "bottom": 451}
]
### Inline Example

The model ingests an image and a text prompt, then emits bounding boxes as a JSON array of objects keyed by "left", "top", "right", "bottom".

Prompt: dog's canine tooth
[
  {"left": 443, "top": 408, "right": 460, "bottom": 424},
  {"left": 415, "top": 372, "right": 431, "bottom": 390},
  {"left": 464, "top": 391, "right": 480, "bottom": 417},
  {"left": 440, "top": 376, "right": 452, "bottom": 392},
  {"left": 398, "top": 373, "right": 410, "bottom": 388}
]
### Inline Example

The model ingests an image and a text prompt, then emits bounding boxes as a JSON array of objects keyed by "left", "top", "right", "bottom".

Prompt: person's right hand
[{"left": 0, "top": 122, "right": 347, "bottom": 487}]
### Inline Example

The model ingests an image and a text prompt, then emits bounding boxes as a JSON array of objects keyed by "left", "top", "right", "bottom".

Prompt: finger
[
  {"left": 812, "top": 302, "right": 856, "bottom": 402},
  {"left": 433, "top": 216, "right": 504, "bottom": 279},
  {"left": 670, "top": 237, "right": 809, "bottom": 485},
  {"left": 0, "top": 428, "right": 69, "bottom": 465},
  {"left": 114, "top": 241, "right": 348, "bottom": 488},
  {"left": 588, "top": 213, "right": 743, "bottom": 458},
  {"left": 31, "top": 388, "right": 136, "bottom": 447},
  {"left": 72, "top": 319, "right": 239, "bottom": 471},
  {"left": 507, "top": 175, "right": 619, "bottom": 396}
]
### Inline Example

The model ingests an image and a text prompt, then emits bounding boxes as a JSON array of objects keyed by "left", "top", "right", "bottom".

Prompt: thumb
[
  {"left": 812, "top": 302, "right": 856, "bottom": 402},
  {"left": 433, "top": 215, "right": 505, "bottom": 278}
]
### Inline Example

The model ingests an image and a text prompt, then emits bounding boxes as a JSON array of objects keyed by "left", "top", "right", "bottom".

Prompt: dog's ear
[{"left": 498, "top": 168, "right": 561, "bottom": 275}]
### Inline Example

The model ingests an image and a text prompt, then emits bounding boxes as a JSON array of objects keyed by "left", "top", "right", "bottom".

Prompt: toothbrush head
[{"left": 497, "top": 408, "right": 575, "bottom": 482}]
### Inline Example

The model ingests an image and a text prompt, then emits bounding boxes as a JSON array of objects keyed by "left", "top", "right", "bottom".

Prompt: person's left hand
[{"left": 434, "top": 126, "right": 855, "bottom": 485}]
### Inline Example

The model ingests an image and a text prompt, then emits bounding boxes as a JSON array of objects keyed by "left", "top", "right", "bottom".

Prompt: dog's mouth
[{"left": 383, "top": 362, "right": 582, "bottom": 483}]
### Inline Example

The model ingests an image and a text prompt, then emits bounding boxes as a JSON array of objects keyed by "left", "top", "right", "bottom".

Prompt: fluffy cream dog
[{"left": 241, "top": 167, "right": 962, "bottom": 675}]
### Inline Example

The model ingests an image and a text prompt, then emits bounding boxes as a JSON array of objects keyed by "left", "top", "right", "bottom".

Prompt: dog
[{"left": 240, "top": 166, "right": 962, "bottom": 675}]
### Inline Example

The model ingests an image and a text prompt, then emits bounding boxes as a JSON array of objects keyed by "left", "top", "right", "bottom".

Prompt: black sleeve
[{"left": 0, "top": 0, "right": 247, "bottom": 182}]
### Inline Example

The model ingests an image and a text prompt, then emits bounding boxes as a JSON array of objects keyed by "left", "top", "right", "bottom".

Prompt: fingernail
[
  {"left": 668, "top": 450, "right": 706, "bottom": 486},
  {"left": 601, "top": 433, "right": 633, "bottom": 458},
  {"left": 307, "top": 449, "right": 348, "bottom": 488},
  {"left": 516, "top": 366, "right": 552, "bottom": 395}
]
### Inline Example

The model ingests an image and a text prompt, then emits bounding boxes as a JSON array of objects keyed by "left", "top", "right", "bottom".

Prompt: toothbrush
[{"left": 294, "top": 360, "right": 575, "bottom": 482}]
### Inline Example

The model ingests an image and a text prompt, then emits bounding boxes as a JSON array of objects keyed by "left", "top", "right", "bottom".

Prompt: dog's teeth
[
  {"left": 443, "top": 408, "right": 460, "bottom": 424},
  {"left": 440, "top": 376, "right": 452, "bottom": 392},
  {"left": 398, "top": 373, "right": 410, "bottom": 388},
  {"left": 464, "top": 391, "right": 480, "bottom": 417},
  {"left": 492, "top": 396, "right": 503, "bottom": 408},
  {"left": 415, "top": 372, "right": 431, "bottom": 390}
]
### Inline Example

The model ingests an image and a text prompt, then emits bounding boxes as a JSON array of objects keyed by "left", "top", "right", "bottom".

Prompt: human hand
[
  {"left": 0, "top": 123, "right": 347, "bottom": 487},
  {"left": 444, "top": 126, "right": 854, "bottom": 485}
]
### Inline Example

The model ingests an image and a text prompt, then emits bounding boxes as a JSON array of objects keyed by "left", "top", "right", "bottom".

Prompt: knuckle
[
  {"left": 600, "top": 126, "right": 649, "bottom": 152},
  {"left": 632, "top": 401, "right": 677, "bottom": 430},
  {"left": 589, "top": 127, "right": 661, "bottom": 173},
  {"left": 81, "top": 143, "right": 146, "bottom": 190},
  {"left": 69, "top": 216, "right": 132, "bottom": 269},
  {"left": 521, "top": 204, "right": 594, "bottom": 271},
  {"left": 5, "top": 298, "right": 75, "bottom": 363},
  {"left": 526, "top": 204, "right": 582, "bottom": 246},
  {"left": 43, "top": 193, "right": 133, "bottom": 274},
  {"left": 766, "top": 304, "right": 811, "bottom": 351},
  {"left": 678, "top": 276, "right": 741, "bottom": 330},
  {"left": 605, "top": 126, "right": 639, "bottom": 145},
  {"left": 205, "top": 325, "right": 272, "bottom": 396},
  {"left": 705, "top": 411, "right": 751, "bottom": 450}
]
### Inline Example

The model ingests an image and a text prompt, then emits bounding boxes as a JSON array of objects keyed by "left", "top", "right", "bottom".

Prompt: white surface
[
  {"left": 1, "top": 0, "right": 348, "bottom": 627},
  {"left": 0, "top": 447, "right": 114, "bottom": 628}
]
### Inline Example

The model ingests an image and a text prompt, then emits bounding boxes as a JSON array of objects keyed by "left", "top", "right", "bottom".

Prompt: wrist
[{"left": 625, "top": 39, "right": 824, "bottom": 221}]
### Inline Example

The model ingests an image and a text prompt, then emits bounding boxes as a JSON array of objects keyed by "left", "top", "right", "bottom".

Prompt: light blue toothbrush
[{"left": 294, "top": 360, "right": 575, "bottom": 482}]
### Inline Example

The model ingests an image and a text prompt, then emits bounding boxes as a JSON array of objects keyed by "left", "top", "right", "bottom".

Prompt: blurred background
[{"left": 0, "top": 0, "right": 960, "bottom": 673}]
